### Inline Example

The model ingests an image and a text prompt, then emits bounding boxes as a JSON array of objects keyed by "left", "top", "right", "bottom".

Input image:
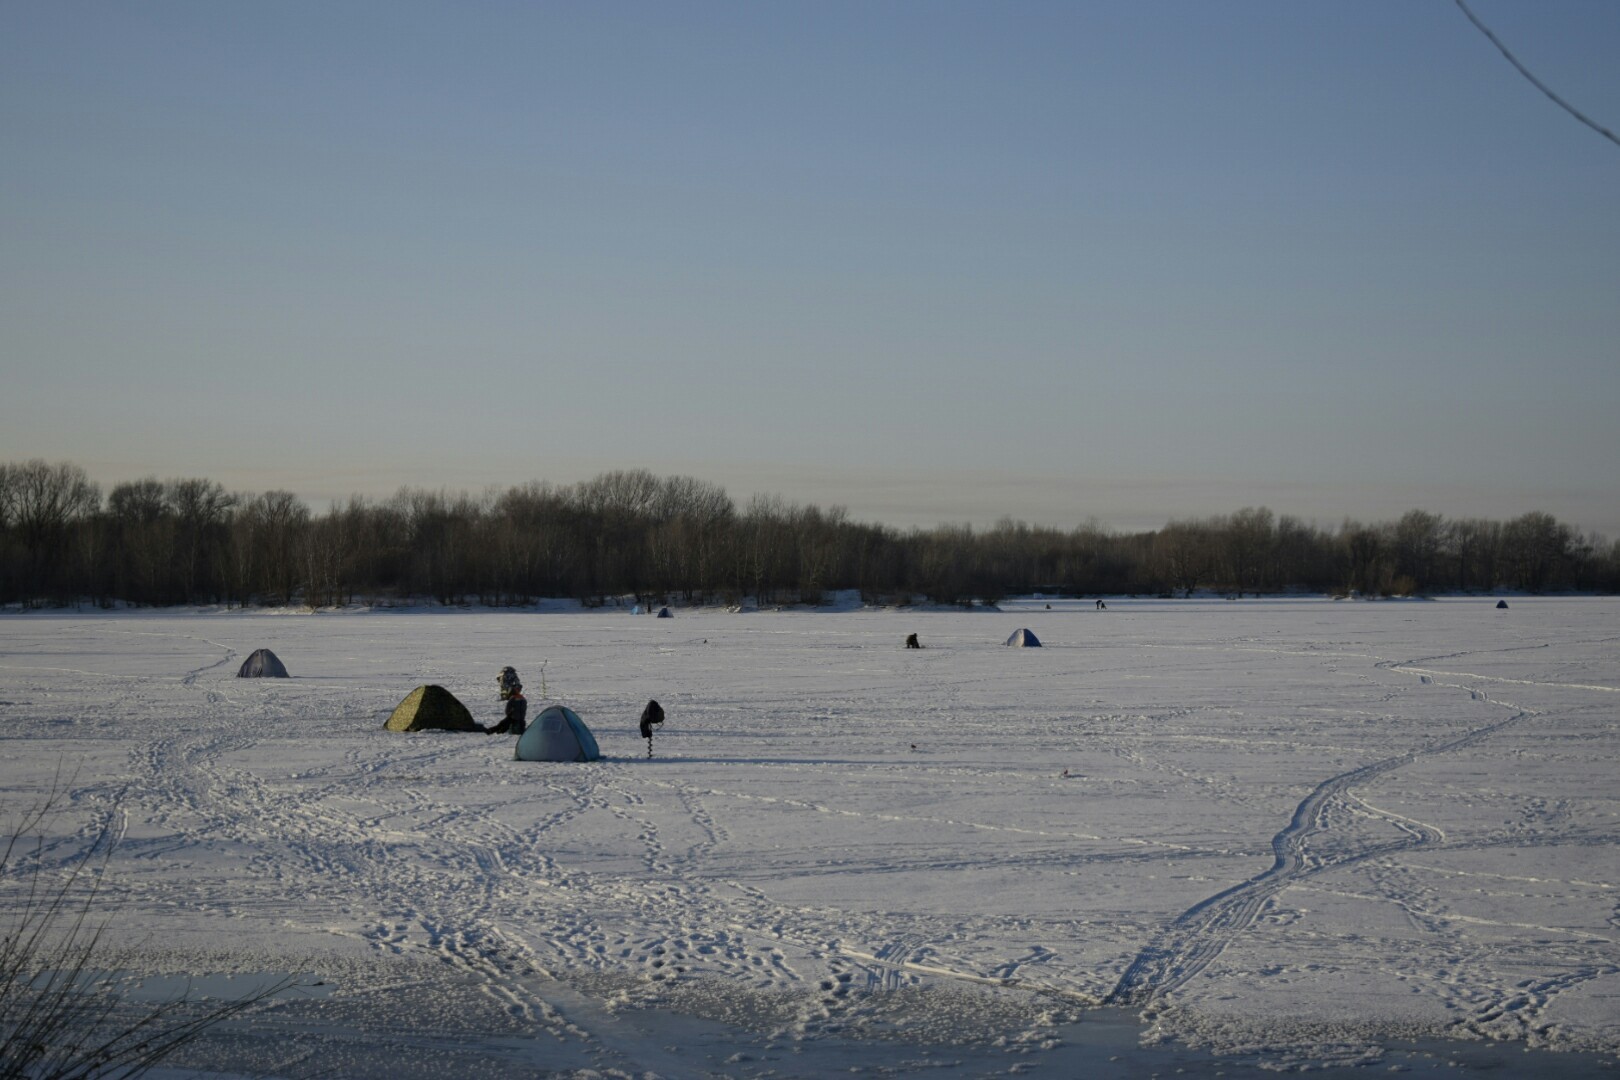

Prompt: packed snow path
[{"left": 1, "top": 597, "right": 1616, "bottom": 1074}]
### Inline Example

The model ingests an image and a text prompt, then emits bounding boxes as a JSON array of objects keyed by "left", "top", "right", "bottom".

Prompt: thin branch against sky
[{"left": 1454, "top": 0, "right": 1620, "bottom": 149}]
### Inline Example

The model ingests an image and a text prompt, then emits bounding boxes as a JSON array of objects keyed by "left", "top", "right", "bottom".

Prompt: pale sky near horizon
[{"left": 3, "top": 1, "right": 1617, "bottom": 536}]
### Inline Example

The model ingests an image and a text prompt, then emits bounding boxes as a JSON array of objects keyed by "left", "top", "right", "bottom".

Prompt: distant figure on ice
[
  {"left": 485, "top": 681, "right": 527, "bottom": 735},
  {"left": 905, "top": 633, "right": 921, "bottom": 649},
  {"left": 1095, "top": 599, "right": 1107, "bottom": 610},
  {"left": 640, "top": 699, "right": 665, "bottom": 757}
]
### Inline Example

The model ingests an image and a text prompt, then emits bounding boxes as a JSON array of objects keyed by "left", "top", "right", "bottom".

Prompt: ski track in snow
[{"left": 2, "top": 598, "right": 1618, "bottom": 1072}]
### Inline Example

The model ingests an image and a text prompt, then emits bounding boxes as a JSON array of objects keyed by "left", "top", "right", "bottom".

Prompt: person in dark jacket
[
  {"left": 485, "top": 684, "right": 527, "bottom": 735},
  {"left": 497, "top": 666, "right": 521, "bottom": 699}
]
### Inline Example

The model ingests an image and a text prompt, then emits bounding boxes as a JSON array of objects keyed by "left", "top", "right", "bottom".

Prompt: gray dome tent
[
  {"left": 657, "top": 607, "right": 673, "bottom": 618},
  {"left": 1004, "top": 628, "right": 1042, "bottom": 647},
  {"left": 384, "top": 685, "right": 481, "bottom": 732},
  {"left": 514, "top": 705, "right": 601, "bottom": 762},
  {"left": 237, "top": 648, "right": 289, "bottom": 678}
]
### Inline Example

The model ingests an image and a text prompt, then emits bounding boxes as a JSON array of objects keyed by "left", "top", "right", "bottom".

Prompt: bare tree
[
  {"left": 226, "top": 497, "right": 260, "bottom": 608},
  {"left": 1272, "top": 514, "right": 1332, "bottom": 592},
  {"left": 1222, "top": 507, "right": 1275, "bottom": 596},
  {"left": 1501, "top": 511, "right": 1571, "bottom": 592},
  {"left": 1447, "top": 518, "right": 1500, "bottom": 592},
  {"left": 1393, "top": 509, "right": 1445, "bottom": 593},
  {"left": 1341, "top": 521, "right": 1392, "bottom": 597},
  {"left": 301, "top": 509, "right": 346, "bottom": 609},
  {"left": 4, "top": 461, "right": 100, "bottom": 605},
  {"left": 791, "top": 504, "right": 848, "bottom": 604},
  {"left": 108, "top": 479, "right": 175, "bottom": 604},
  {"left": 167, "top": 479, "right": 235, "bottom": 604},
  {"left": 256, "top": 491, "right": 311, "bottom": 606},
  {"left": 914, "top": 523, "right": 978, "bottom": 605},
  {"left": 1151, "top": 521, "right": 1215, "bottom": 598}
]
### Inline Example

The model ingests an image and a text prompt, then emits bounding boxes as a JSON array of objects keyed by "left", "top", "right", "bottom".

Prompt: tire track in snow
[{"left": 1105, "top": 701, "right": 1531, "bottom": 1007}]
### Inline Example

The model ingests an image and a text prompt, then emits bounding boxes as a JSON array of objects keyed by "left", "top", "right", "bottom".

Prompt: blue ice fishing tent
[{"left": 514, "top": 704, "right": 601, "bottom": 762}]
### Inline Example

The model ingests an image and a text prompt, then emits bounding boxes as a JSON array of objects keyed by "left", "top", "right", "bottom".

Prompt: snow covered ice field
[{"left": 1, "top": 597, "right": 1617, "bottom": 1078}]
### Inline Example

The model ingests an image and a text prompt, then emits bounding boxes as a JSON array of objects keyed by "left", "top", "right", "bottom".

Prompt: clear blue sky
[{"left": 3, "top": 1, "right": 1617, "bottom": 535}]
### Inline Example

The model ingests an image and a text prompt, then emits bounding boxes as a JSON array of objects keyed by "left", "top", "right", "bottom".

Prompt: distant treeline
[{"left": 2, "top": 459, "right": 1616, "bottom": 609}]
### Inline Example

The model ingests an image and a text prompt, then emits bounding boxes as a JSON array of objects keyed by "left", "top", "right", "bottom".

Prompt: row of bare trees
[{"left": 2, "top": 460, "right": 1616, "bottom": 609}]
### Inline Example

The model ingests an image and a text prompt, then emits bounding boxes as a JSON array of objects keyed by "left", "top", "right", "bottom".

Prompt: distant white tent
[
  {"left": 237, "top": 648, "right": 290, "bottom": 677},
  {"left": 1004, "top": 628, "right": 1041, "bottom": 647}
]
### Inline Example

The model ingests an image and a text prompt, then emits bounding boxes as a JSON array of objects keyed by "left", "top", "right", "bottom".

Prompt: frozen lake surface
[{"left": 1, "top": 597, "right": 1616, "bottom": 1077}]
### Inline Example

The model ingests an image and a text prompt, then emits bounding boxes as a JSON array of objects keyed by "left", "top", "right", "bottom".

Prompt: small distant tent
[
  {"left": 1004, "top": 628, "right": 1042, "bottom": 647},
  {"left": 1496, "top": 600, "right": 1509, "bottom": 609},
  {"left": 514, "top": 705, "right": 601, "bottom": 762},
  {"left": 657, "top": 607, "right": 673, "bottom": 618},
  {"left": 384, "top": 685, "right": 480, "bottom": 732},
  {"left": 237, "top": 648, "right": 289, "bottom": 678}
]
